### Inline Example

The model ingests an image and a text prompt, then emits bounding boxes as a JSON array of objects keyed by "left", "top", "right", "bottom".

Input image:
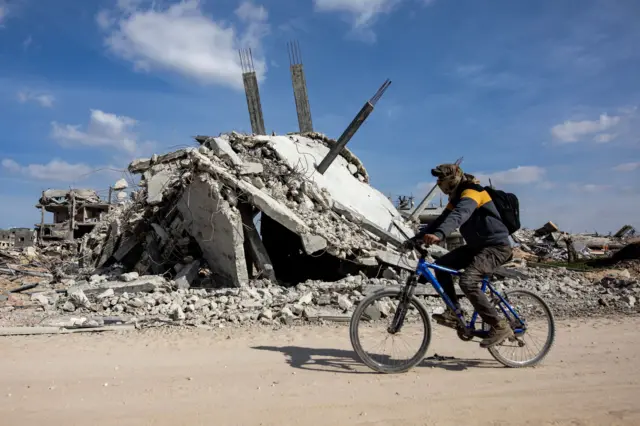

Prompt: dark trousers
[{"left": 433, "top": 244, "right": 512, "bottom": 327}]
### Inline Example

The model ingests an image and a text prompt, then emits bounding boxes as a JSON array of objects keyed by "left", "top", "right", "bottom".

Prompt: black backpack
[{"left": 484, "top": 186, "right": 521, "bottom": 234}]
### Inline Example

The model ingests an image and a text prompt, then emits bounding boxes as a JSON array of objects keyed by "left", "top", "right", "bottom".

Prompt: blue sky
[{"left": 1, "top": 0, "right": 639, "bottom": 233}]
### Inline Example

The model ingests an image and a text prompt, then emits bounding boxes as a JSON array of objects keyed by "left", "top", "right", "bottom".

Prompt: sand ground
[{"left": 1, "top": 317, "right": 639, "bottom": 425}]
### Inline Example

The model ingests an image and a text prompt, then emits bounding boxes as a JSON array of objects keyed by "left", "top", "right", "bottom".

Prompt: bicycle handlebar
[
  {"left": 407, "top": 241, "right": 430, "bottom": 259},
  {"left": 416, "top": 244, "right": 430, "bottom": 259}
]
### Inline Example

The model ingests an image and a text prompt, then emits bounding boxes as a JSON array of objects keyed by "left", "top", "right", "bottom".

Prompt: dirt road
[{"left": 1, "top": 317, "right": 639, "bottom": 426}]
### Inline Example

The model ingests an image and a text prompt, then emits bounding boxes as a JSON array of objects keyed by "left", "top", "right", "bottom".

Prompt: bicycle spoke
[{"left": 488, "top": 290, "right": 555, "bottom": 368}]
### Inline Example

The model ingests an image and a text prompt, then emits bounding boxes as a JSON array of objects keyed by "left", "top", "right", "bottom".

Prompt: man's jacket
[{"left": 418, "top": 181, "right": 510, "bottom": 247}]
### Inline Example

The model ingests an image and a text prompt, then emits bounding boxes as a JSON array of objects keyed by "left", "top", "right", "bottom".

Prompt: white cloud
[
  {"left": 613, "top": 162, "right": 640, "bottom": 172},
  {"left": 314, "top": 0, "right": 399, "bottom": 30},
  {"left": 551, "top": 113, "right": 621, "bottom": 143},
  {"left": 17, "top": 91, "right": 55, "bottom": 108},
  {"left": 474, "top": 166, "right": 546, "bottom": 186},
  {"left": 0, "top": 4, "right": 7, "bottom": 26},
  {"left": 1, "top": 158, "right": 20, "bottom": 172},
  {"left": 51, "top": 109, "right": 149, "bottom": 154},
  {"left": 2, "top": 158, "right": 94, "bottom": 182},
  {"left": 594, "top": 133, "right": 617, "bottom": 143},
  {"left": 96, "top": 9, "right": 115, "bottom": 30},
  {"left": 98, "top": 0, "right": 269, "bottom": 89},
  {"left": 572, "top": 183, "right": 611, "bottom": 193}
]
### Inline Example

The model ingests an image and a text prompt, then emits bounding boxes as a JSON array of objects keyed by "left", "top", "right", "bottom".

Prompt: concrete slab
[
  {"left": 240, "top": 162, "right": 264, "bottom": 175},
  {"left": 69, "top": 276, "right": 166, "bottom": 296},
  {"left": 147, "top": 169, "right": 176, "bottom": 205},
  {"left": 129, "top": 149, "right": 193, "bottom": 173},
  {"left": 256, "top": 135, "right": 414, "bottom": 242},
  {"left": 177, "top": 177, "right": 249, "bottom": 287}
]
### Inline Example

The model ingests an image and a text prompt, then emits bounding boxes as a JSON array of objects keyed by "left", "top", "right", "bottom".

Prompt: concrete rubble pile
[
  {"left": 512, "top": 221, "right": 637, "bottom": 262},
  {"left": 73, "top": 132, "right": 424, "bottom": 292},
  {"left": 2, "top": 133, "right": 639, "bottom": 329},
  {"left": 13, "top": 256, "right": 638, "bottom": 330},
  {"left": 495, "top": 260, "right": 638, "bottom": 316}
]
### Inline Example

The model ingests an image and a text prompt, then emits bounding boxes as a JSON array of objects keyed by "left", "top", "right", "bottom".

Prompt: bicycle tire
[
  {"left": 349, "top": 288, "right": 432, "bottom": 374},
  {"left": 488, "top": 289, "right": 556, "bottom": 368}
]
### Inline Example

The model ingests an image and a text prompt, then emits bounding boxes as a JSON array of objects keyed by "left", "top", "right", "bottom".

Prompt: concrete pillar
[
  {"left": 239, "top": 203, "right": 276, "bottom": 282},
  {"left": 68, "top": 191, "right": 76, "bottom": 241},
  {"left": 242, "top": 72, "right": 266, "bottom": 135},
  {"left": 290, "top": 64, "right": 313, "bottom": 133},
  {"left": 239, "top": 48, "right": 266, "bottom": 135},
  {"left": 39, "top": 204, "right": 44, "bottom": 244},
  {"left": 288, "top": 41, "right": 313, "bottom": 133}
]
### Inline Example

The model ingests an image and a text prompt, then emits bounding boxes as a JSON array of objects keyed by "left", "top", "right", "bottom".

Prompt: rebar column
[
  {"left": 288, "top": 41, "right": 313, "bottom": 133},
  {"left": 239, "top": 48, "right": 266, "bottom": 135}
]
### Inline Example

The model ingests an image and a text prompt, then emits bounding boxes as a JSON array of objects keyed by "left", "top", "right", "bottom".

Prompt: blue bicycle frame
[{"left": 414, "top": 256, "right": 527, "bottom": 336}]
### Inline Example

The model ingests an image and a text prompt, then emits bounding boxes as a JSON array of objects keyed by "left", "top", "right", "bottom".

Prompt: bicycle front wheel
[{"left": 349, "top": 288, "right": 432, "bottom": 374}]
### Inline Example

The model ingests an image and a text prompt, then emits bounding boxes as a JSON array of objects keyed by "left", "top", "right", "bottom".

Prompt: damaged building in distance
[
  {"left": 35, "top": 189, "right": 113, "bottom": 242},
  {"left": 0, "top": 228, "right": 36, "bottom": 249}
]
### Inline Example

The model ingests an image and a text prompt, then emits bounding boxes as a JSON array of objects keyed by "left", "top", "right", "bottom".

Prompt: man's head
[{"left": 431, "top": 163, "right": 464, "bottom": 195}]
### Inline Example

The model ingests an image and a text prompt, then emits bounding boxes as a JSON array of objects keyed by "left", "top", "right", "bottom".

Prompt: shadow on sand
[{"left": 252, "top": 345, "right": 500, "bottom": 374}]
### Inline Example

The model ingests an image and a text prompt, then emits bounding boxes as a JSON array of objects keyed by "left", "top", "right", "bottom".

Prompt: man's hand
[{"left": 422, "top": 234, "right": 441, "bottom": 245}]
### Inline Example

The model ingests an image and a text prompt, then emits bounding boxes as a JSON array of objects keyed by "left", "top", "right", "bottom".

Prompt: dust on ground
[{"left": 1, "top": 317, "right": 639, "bottom": 426}]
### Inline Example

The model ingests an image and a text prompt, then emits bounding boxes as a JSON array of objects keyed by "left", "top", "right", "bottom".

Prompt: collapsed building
[
  {"left": 75, "top": 132, "right": 425, "bottom": 290},
  {"left": 35, "top": 189, "right": 118, "bottom": 242}
]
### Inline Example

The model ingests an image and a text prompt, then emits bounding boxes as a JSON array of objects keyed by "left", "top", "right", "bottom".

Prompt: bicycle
[{"left": 349, "top": 244, "right": 556, "bottom": 373}]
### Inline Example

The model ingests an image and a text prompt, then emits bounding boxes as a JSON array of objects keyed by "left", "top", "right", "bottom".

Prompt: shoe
[
  {"left": 433, "top": 308, "right": 464, "bottom": 329},
  {"left": 480, "top": 320, "right": 514, "bottom": 348}
]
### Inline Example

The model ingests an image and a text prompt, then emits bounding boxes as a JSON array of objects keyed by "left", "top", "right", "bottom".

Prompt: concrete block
[
  {"left": 240, "top": 162, "right": 264, "bottom": 175},
  {"left": 147, "top": 169, "right": 176, "bottom": 205},
  {"left": 355, "top": 256, "right": 378, "bottom": 266},
  {"left": 113, "top": 235, "right": 139, "bottom": 262},
  {"left": 207, "top": 137, "right": 244, "bottom": 166},
  {"left": 174, "top": 260, "right": 201, "bottom": 289},
  {"left": 113, "top": 178, "right": 128, "bottom": 190}
]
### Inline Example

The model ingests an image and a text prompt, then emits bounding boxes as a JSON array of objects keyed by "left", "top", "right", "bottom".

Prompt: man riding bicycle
[{"left": 402, "top": 163, "right": 514, "bottom": 348}]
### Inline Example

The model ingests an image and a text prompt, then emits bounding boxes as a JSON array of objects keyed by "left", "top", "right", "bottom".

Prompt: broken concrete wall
[
  {"left": 12, "top": 228, "right": 36, "bottom": 248},
  {"left": 177, "top": 175, "right": 249, "bottom": 287}
]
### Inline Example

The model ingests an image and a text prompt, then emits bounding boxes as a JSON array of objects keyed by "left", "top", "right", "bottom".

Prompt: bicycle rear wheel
[
  {"left": 486, "top": 289, "right": 555, "bottom": 368},
  {"left": 349, "top": 288, "right": 432, "bottom": 374}
]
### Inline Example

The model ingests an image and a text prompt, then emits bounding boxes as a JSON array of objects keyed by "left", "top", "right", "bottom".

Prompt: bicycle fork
[{"left": 388, "top": 275, "right": 418, "bottom": 334}]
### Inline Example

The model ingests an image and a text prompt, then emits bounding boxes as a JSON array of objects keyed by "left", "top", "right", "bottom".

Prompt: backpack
[{"left": 484, "top": 186, "right": 521, "bottom": 234}]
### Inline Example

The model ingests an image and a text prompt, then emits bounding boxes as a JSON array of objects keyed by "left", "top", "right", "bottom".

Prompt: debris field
[{"left": 1, "top": 132, "right": 638, "bottom": 331}]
